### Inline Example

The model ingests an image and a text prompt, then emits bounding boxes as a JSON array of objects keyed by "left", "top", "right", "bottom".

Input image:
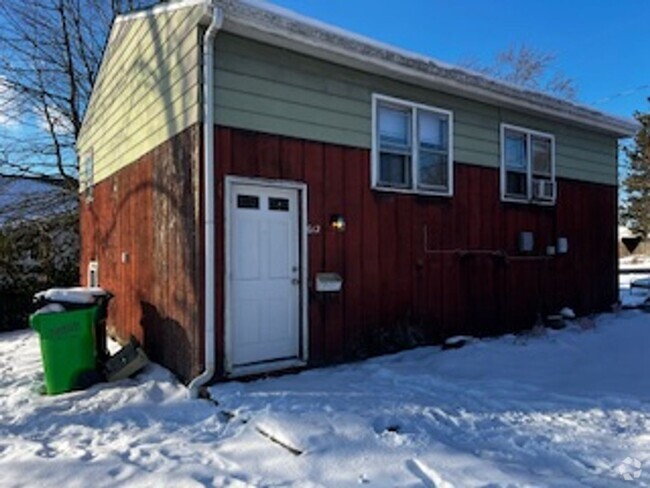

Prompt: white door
[{"left": 229, "top": 183, "right": 301, "bottom": 368}]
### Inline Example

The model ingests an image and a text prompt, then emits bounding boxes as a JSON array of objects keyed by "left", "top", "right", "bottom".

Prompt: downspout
[{"left": 189, "top": 1, "right": 223, "bottom": 399}]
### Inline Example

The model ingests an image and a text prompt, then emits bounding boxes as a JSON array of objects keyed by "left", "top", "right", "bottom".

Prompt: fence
[{"left": 0, "top": 291, "right": 33, "bottom": 331}]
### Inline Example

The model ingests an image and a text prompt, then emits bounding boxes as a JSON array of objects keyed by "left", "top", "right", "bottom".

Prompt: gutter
[{"left": 189, "top": 1, "right": 223, "bottom": 399}]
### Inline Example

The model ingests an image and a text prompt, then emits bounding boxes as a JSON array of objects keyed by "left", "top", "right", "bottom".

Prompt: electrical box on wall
[
  {"left": 557, "top": 237, "right": 569, "bottom": 254},
  {"left": 315, "top": 273, "right": 343, "bottom": 292},
  {"left": 88, "top": 261, "right": 99, "bottom": 287},
  {"left": 518, "top": 232, "right": 534, "bottom": 253}
]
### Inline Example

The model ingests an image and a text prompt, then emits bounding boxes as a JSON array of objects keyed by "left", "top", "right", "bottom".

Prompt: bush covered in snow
[{"left": 0, "top": 210, "right": 79, "bottom": 330}]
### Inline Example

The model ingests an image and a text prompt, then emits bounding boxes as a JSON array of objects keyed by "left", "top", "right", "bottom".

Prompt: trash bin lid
[{"left": 34, "top": 287, "right": 110, "bottom": 305}]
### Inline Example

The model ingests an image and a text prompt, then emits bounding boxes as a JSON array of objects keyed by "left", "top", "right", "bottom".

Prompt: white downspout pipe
[{"left": 189, "top": 1, "right": 223, "bottom": 399}]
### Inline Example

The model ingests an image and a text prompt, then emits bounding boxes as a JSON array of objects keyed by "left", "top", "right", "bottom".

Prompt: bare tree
[
  {"left": 462, "top": 44, "right": 577, "bottom": 100},
  {"left": 0, "top": 0, "right": 155, "bottom": 296},
  {"left": 0, "top": 0, "right": 156, "bottom": 192}
]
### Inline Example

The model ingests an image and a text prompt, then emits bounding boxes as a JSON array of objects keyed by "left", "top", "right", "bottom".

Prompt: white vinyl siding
[
  {"left": 77, "top": 4, "right": 203, "bottom": 188},
  {"left": 214, "top": 34, "right": 618, "bottom": 187}
]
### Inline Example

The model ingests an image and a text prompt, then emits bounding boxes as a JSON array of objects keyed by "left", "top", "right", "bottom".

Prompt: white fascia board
[{"left": 218, "top": 0, "right": 639, "bottom": 138}]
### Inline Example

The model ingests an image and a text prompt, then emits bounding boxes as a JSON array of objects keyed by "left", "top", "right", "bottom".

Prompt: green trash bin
[{"left": 30, "top": 306, "right": 98, "bottom": 395}]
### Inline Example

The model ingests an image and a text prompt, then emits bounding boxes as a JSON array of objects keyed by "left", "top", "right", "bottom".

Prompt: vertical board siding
[
  {"left": 303, "top": 141, "right": 326, "bottom": 364},
  {"left": 80, "top": 123, "right": 618, "bottom": 382},
  {"left": 215, "top": 126, "right": 618, "bottom": 368},
  {"left": 80, "top": 125, "right": 202, "bottom": 382}
]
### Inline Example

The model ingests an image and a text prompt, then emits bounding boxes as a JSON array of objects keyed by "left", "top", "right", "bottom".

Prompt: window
[
  {"left": 501, "top": 124, "right": 555, "bottom": 204},
  {"left": 372, "top": 94, "right": 453, "bottom": 195},
  {"left": 84, "top": 152, "right": 94, "bottom": 202},
  {"left": 237, "top": 195, "right": 259, "bottom": 209},
  {"left": 269, "top": 197, "right": 289, "bottom": 211}
]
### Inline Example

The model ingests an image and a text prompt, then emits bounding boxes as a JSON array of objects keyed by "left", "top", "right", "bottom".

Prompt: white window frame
[
  {"left": 500, "top": 123, "right": 556, "bottom": 205},
  {"left": 372, "top": 94, "right": 454, "bottom": 196}
]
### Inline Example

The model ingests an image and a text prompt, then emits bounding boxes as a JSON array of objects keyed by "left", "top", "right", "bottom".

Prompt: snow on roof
[
  {"left": 216, "top": 0, "right": 638, "bottom": 137},
  {"left": 114, "top": 0, "right": 209, "bottom": 24}
]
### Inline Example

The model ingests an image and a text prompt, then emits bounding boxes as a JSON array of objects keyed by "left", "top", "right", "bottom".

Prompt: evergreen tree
[{"left": 622, "top": 104, "right": 650, "bottom": 236}]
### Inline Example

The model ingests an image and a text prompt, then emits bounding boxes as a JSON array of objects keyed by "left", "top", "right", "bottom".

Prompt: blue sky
[{"left": 268, "top": 0, "right": 649, "bottom": 120}]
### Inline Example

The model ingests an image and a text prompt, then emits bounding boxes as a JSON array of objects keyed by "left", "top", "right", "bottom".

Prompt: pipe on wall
[{"left": 189, "top": 1, "right": 223, "bottom": 399}]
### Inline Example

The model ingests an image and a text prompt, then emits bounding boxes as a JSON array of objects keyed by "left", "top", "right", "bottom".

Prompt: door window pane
[
  {"left": 237, "top": 195, "right": 259, "bottom": 209},
  {"left": 269, "top": 197, "right": 289, "bottom": 211}
]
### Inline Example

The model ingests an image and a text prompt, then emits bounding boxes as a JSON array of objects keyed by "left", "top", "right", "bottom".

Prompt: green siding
[
  {"left": 77, "top": 5, "right": 204, "bottom": 186},
  {"left": 214, "top": 33, "right": 618, "bottom": 185}
]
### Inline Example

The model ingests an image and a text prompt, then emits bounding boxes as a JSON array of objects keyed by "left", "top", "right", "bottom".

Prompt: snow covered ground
[
  {"left": 620, "top": 254, "right": 650, "bottom": 268},
  {"left": 1, "top": 289, "right": 649, "bottom": 486},
  {"left": 620, "top": 257, "right": 650, "bottom": 308}
]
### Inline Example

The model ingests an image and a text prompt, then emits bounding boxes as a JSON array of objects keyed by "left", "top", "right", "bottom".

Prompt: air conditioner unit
[{"left": 532, "top": 179, "right": 555, "bottom": 201}]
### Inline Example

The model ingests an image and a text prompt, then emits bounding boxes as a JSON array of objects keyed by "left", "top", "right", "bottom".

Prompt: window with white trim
[
  {"left": 372, "top": 94, "right": 453, "bottom": 195},
  {"left": 501, "top": 124, "right": 555, "bottom": 204}
]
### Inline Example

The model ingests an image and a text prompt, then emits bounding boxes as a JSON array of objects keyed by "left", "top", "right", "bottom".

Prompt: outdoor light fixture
[{"left": 330, "top": 214, "right": 346, "bottom": 232}]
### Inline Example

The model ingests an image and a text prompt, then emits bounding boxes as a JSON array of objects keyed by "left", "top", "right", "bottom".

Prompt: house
[{"left": 77, "top": 0, "right": 638, "bottom": 392}]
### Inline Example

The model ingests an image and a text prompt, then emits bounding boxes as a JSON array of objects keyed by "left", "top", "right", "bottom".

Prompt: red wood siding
[
  {"left": 80, "top": 125, "right": 202, "bottom": 382},
  {"left": 80, "top": 123, "right": 618, "bottom": 382},
  {"left": 215, "top": 126, "right": 618, "bottom": 366}
]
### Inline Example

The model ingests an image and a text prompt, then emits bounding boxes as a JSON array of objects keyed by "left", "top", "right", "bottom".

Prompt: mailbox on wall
[{"left": 315, "top": 273, "right": 343, "bottom": 292}]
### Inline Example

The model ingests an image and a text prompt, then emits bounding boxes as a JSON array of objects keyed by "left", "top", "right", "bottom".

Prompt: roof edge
[
  {"left": 115, "top": 0, "right": 210, "bottom": 25},
  {"left": 78, "top": 0, "right": 212, "bottom": 145},
  {"left": 216, "top": 0, "right": 639, "bottom": 138}
]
